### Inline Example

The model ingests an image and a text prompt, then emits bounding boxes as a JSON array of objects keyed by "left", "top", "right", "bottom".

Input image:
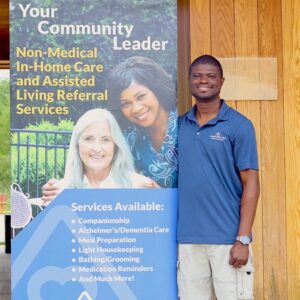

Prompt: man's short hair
[{"left": 189, "top": 55, "right": 223, "bottom": 78}]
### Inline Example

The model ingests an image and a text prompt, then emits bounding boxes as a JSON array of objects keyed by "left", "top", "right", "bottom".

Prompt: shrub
[
  {"left": 11, "top": 119, "right": 73, "bottom": 197},
  {"left": 0, "top": 78, "right": 10, "bottom": 208}
]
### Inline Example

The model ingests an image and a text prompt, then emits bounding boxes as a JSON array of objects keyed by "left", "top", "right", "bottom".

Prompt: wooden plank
[
  {"left": 190, "top": 0, "right": 211, "bottom": 60},
  {"left": 234, "top": 1, "right": 263, "bottom": 299},
  {"left": 0, "top": 1, "right": 9, "bottom": 27},
  {"left": 258, "top": 0, "right": 287, "bottom": 299},
  {"left": 210, "top": 0, "right": 236, "bottom": 109},
  {"left": 0, "top": 61, "right": 9, "bottom": 69},
  {"left": 0, "top": 0, "right": 9, "bottom": 61},
  {"left": 282, "top": 0, "right": 300, "bottom": 299},
  {"left": 178, "top": 0, "right": 191, "bottom": 114},
  {"left": 211, "top": 0, "right": 234, "bottom": 57},
  {"left": 189, "top": 0, "right": 211, "bottom": 107}
]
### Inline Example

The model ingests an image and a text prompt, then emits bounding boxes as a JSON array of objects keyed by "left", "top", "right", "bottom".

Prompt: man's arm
[{"left": 229, "top": 169, "right": 260, "bottom": 268}]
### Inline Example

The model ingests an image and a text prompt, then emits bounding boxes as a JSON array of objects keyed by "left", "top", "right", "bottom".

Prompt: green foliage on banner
[
  {"left": 0, "top": 78, "right": 10, "bottom": 212},
  {"left": 11, "top": 119, "right": 73, "bottom": 145},
  {"left": 11, "top": 120, "right": 73, "bottom": 197}
]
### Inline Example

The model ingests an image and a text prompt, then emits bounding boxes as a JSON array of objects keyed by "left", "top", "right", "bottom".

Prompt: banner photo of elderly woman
[{"left": 42, "top": 108, "right": 157, "bottom": 202}]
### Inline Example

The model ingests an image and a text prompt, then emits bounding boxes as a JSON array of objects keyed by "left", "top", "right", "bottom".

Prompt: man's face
[{"left": 189, "top": 63, "right": 224, "bottom": 102}]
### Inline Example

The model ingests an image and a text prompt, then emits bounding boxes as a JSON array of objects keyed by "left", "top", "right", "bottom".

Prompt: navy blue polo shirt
[{"left": 177, "top": 100, "right": 258, "bottom": 245}]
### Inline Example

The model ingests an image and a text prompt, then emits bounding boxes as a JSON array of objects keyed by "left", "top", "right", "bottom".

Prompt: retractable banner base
[{"left": 12, "top": 189, "right": 177, "bottom": 300}]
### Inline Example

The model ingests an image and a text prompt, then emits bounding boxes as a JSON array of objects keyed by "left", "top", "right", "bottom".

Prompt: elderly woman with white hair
[{"left": 42, "top": 109, "right": 155, "bottom": 201}]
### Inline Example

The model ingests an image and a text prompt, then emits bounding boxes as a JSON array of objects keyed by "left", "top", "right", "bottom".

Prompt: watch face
[{"left": 241, "top": 236, "right": 251, "bottom": 244}]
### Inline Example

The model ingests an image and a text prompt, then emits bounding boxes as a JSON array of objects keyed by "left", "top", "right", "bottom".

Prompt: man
[{"left": 177, "top": 55, "right": 260, "bottom": 300}]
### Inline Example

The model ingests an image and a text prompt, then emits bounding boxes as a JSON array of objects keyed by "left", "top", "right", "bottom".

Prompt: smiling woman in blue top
[{"left": 107, "top": 56, "right": 178, "bottom": 188}]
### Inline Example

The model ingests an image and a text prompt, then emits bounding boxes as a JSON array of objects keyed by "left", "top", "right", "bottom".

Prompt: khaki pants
[{"left": 177, "top": 244, "right": 255, "bottom": 300}]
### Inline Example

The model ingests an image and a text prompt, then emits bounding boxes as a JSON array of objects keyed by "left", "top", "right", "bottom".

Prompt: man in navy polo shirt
[{"left": 177, "top": 55, "right": 260, "bottom": 300}]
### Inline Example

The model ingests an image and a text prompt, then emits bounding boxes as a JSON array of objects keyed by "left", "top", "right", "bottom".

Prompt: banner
[
  {"left": 10, "top": 1, "right": 178, "bottom": 299},
  {"left": 12, "top": 189, "right": 177, "bottom": 299}
]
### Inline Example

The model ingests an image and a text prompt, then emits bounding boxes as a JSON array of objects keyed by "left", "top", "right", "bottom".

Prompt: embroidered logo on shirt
[{"left": 209, "top": 132, "right": 227, "bottom": 141}]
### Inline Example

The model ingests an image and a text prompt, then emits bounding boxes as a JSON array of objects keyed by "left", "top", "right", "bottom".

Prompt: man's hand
[
  {"left": 41, "top": 179, "right": 62, "bottom": 203},
  {"left": 229, "top": 241, "right": 249, "bottom": 268}
]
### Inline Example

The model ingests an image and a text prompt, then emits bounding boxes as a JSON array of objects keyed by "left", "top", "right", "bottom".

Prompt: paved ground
[{"left": 0, "top": 246, "right": 11, "bottom": 300}]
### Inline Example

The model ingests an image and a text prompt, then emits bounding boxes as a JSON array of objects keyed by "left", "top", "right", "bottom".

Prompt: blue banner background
[{"left": 12, "top": 189, "right": 177, "bottom": 300}]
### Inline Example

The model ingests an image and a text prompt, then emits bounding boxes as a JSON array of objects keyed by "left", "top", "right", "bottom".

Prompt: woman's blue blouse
[{"left": 124, "top": 110, "right": 178, "bottom": 188}]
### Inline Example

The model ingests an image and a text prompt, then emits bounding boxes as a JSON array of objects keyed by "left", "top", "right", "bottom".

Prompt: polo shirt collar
[{"left": 186, "top": 100, "right": 230, "bottom": 125}]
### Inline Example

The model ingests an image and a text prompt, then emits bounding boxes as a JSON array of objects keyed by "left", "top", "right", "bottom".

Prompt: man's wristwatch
[{"left": 236, "top": 235, "right": 252, "bottom": 245}]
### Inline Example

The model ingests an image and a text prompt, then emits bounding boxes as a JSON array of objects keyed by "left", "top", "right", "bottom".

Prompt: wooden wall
[
  {"left": 0, "top": 0, "right": 9, "bottom": 62},
  {"left": 178, "top": 0, "right": 300, "bottom": 299}
]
